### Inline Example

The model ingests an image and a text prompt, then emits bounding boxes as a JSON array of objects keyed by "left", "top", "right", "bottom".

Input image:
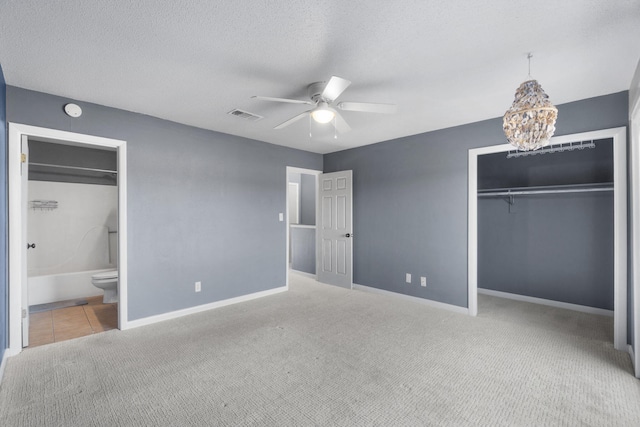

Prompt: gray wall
[
  {"left": 478, "top": 193, "right": 614, "bottom": 309},
  {"left": 291, "top": 227, "right": 316, "bottom": 274},
  {"left": 323, "top": 91, "right": 629, "bottom": 309},
  {"left": 0, "top": 64, "right": 7, "bottom": 361},
  {"left": 8, "top": 86, "right": 322, "bottom": 321}
]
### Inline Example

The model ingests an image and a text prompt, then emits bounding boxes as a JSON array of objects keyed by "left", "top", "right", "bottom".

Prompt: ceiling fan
[{"left": 251, "top": 76, "right": 397, "bottom": 133}]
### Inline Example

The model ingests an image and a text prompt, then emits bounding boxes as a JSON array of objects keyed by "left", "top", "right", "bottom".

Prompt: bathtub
[{"left": 28, "top": 268, "right": 116, "bottom": 305}]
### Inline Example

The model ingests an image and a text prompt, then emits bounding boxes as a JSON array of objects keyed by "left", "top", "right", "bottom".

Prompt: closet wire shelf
[
  {"left": 506, "top": 140, "right": 596, "bottom": 159},
  {"left": 30, "top": 200, "right": 59, "bottom": 211}
]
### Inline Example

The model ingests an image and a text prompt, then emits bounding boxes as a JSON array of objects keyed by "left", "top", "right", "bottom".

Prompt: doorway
[
  {"left": 285, "top": 167, "right": 354, "bottom": 290},
  {"left": 468, "top": 127, "right": 627, "bottom": 351},
  {"left": 286, "top": 167, "right": 321, "bottom": 287},
  {"left": 8, "top": 123, "right": 129, "bottom": 355},
  {"left": 26, "top": 138, "right": 119, "bottom": 347}
]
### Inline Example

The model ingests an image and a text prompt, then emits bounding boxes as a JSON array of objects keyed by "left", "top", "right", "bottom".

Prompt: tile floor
[{"left": 28, "top": 296, "right": 118, "bottom": 348}]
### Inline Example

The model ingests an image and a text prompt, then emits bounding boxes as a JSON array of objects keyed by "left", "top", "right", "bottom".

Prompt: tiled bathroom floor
[{"left": 28, "top": 296, "right": 118, "bottom": 348}]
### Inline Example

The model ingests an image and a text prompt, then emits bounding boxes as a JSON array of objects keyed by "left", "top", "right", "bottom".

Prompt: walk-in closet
[{"left": 477, "top": 139, "right": 614, "bottom": 312}]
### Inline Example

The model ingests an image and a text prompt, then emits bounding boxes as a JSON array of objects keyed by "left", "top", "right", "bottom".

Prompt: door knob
[
  {"left": 345, "top": 233, "right": 353, "bottom": 238},
  {"left": 27, "top": 243, "right": 36, "bottom": 249}
]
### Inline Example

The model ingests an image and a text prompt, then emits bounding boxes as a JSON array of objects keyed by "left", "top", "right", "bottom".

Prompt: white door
[
  {"left": 317, "top": 170, "right": 353, "bottom": 288},
  {"left": 21, "top": 135, "right": 29, "bottom": 347}
]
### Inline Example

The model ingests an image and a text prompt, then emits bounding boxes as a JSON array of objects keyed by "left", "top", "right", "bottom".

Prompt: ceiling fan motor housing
[{"left": 308, "top": 82, "right": 327, "bottom": 103}]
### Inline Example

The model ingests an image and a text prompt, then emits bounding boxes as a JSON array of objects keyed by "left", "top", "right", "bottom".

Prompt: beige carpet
[{"left": 1, "top": 273, "right": 638, "bottom": 426}]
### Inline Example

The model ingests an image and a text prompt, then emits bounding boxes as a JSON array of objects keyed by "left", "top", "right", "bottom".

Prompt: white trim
[
  {"left": 611, "top": 127, "right": 628, "bottom": 352},
  {"left": 117, "top": 139, "right": 129, "bottom": 331},
  {"left": 478, "top": 288, "right": 614, "bottom": 317},
  {"left": 468, "top": 127, "right": 627, "bottom": 352},
  {"left": 630, "top": 57, "right": 640, "bottom": 119},
  {"left": 288, "top": 182, "right": 300, "bottom": 224},
  {"left": 285, "top": 166, "right": 321, "bottom": 289},
  {"left": 8, "top": 124, "right": 129, "bottom": 353},
  {"left": 468, "top": 148, "right": 478, "bottom": 317},
  {"left": 0, "top": 351, "right": 9, "bottom": 386},
  {"left": 629, "top": 59, "right": 640, "bottom": 378},
  {"left": 353, "top": 283, "right": 469, "bottom": 315},
  {"left": 289, "top": 224, "right": 316, "bottom": 229},
  {"left": 126, "top": 286, "right": 287, "bottom": 329},
  {"left": 629, "top": 345, "right": 636, "bottom": 373}
]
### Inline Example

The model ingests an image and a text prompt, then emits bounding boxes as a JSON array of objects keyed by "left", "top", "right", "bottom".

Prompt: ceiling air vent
[{"left": 227, "top": 108, "right": 263, "bottom": 122}]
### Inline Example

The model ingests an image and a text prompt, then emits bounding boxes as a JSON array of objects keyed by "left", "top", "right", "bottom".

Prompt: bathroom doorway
[
  {"left": 25, "top": 138, "right": 119, "bottom": 347},
  {"left": 8, "top": 124, "right": 128, "bottom": 355}
]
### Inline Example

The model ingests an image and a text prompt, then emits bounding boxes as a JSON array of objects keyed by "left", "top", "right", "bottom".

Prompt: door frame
[
  {"left": 288, "top": 182, "right": 300, "bottom": 225},
  {"left": 285, "top": 166, "right": 321, "bottom": 288},
  {"left": 7, "top": 123, "right": 129, "bottom": 355},
  {"left": 468, "top": 127, "right": 627, "bottom": 352},
  {"left": 629, "top": 63, "right": 640, "bottom": 376}
]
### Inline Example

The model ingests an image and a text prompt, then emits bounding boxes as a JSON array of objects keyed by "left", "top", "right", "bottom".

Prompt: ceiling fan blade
[
  {"left": 321, "top": 76, "right": 351, "bottom": 102},
  {"left": 337, "top": 102, "right": 397, "bottom": 114},
  {"left": 274, "top": 111, "right": 310, "bottom": 130},
  {"left": 332, "top": 110, "right": 351, "bottom": 133},
  {"left": 252, "top": 95, "right": 313, "bottom": 105}
]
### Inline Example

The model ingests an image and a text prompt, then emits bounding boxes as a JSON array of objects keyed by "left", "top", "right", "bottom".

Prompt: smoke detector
[{"left": 64, "top": 103, "right": 82, "bottom": 118}]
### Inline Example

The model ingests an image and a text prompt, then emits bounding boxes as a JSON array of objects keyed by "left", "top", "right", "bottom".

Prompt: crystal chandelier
[{"left": 503, "top": 54, "right": 558, "bottom": 151}]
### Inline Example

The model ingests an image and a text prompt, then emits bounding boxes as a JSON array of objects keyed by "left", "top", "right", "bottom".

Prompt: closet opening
[
  {"left": 468, "top": 127, "right": 627, "bottom": 351},
  {"left": 477, "top": 138, "right": 613, "bottom": 314}
]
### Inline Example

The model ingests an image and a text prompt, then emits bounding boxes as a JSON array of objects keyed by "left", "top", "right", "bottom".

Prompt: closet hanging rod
[
  {"left": 29, "top": 162, "right": 117, "bottom": 174},
  {"left": 478, "top": 187, "right": 613, "bottom": 197}
]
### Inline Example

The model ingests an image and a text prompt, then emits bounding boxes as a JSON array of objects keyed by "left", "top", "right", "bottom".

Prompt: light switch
[{"left": 279, "top": 212, "right": 284, "bottom": 222}]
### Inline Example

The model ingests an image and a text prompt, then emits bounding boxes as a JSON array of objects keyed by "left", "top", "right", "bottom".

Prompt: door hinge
[
  {"left": 22, "top": 308, "right": 27, "bottom": 319},
  {"left": 21, "top": 153, "right": 27, "bottom": 163}
]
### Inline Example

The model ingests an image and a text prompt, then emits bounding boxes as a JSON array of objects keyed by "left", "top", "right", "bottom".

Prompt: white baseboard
[
  {"left": 124, "top": 286, "right": 288, "bottom": 330},
  {"left": 0, "top": 349, "right": 12, "bottom": 387},
  {"left": 353, "top": 283, "right": 469, "bottom": 315},
  {"left": 478, "top": 288, "right": 614, "bottom": 317}
]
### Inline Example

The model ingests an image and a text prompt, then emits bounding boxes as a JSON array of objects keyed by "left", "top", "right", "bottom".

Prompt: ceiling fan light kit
[
  {"left": 311, "top": 102, "right": 335, "bottom": 124},
  {"left": 252, "top": 75, "right": 397, "bottom": 135},
  {"left": 503, "top": 54, "right": 558, "bottom": 151}
]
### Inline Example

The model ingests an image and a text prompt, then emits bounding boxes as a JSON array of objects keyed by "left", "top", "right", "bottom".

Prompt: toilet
[{"left": 91, "top": 270, "right": 119, "bottom": 303}]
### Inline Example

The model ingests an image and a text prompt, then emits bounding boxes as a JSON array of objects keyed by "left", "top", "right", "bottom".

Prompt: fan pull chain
[
  {"left": 309, "top": 114, "right": 312, "bottom": 139},
  {"left": 334, "top": 116, "right": 338, "bottom": 139}
]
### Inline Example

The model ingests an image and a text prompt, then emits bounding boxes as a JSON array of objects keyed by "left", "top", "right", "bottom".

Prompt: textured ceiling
[{"left": 1, "top": 1, "right": 639, "bottom": 154}]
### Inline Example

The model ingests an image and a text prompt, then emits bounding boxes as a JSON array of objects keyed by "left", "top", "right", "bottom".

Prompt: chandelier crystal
[{"left": 503, "top": 56, "right": 558, "bottom": 151}]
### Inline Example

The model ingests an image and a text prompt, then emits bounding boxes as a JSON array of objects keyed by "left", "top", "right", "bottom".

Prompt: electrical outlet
[
  {"left": 421, "top": 276, "right": 427, "bottom": 287},
  {"left": 195, "top": 281, "right": 201, "bottom": 292},
  {"left": 405, "top": 273, "right": 411, "bottom": 283}
]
